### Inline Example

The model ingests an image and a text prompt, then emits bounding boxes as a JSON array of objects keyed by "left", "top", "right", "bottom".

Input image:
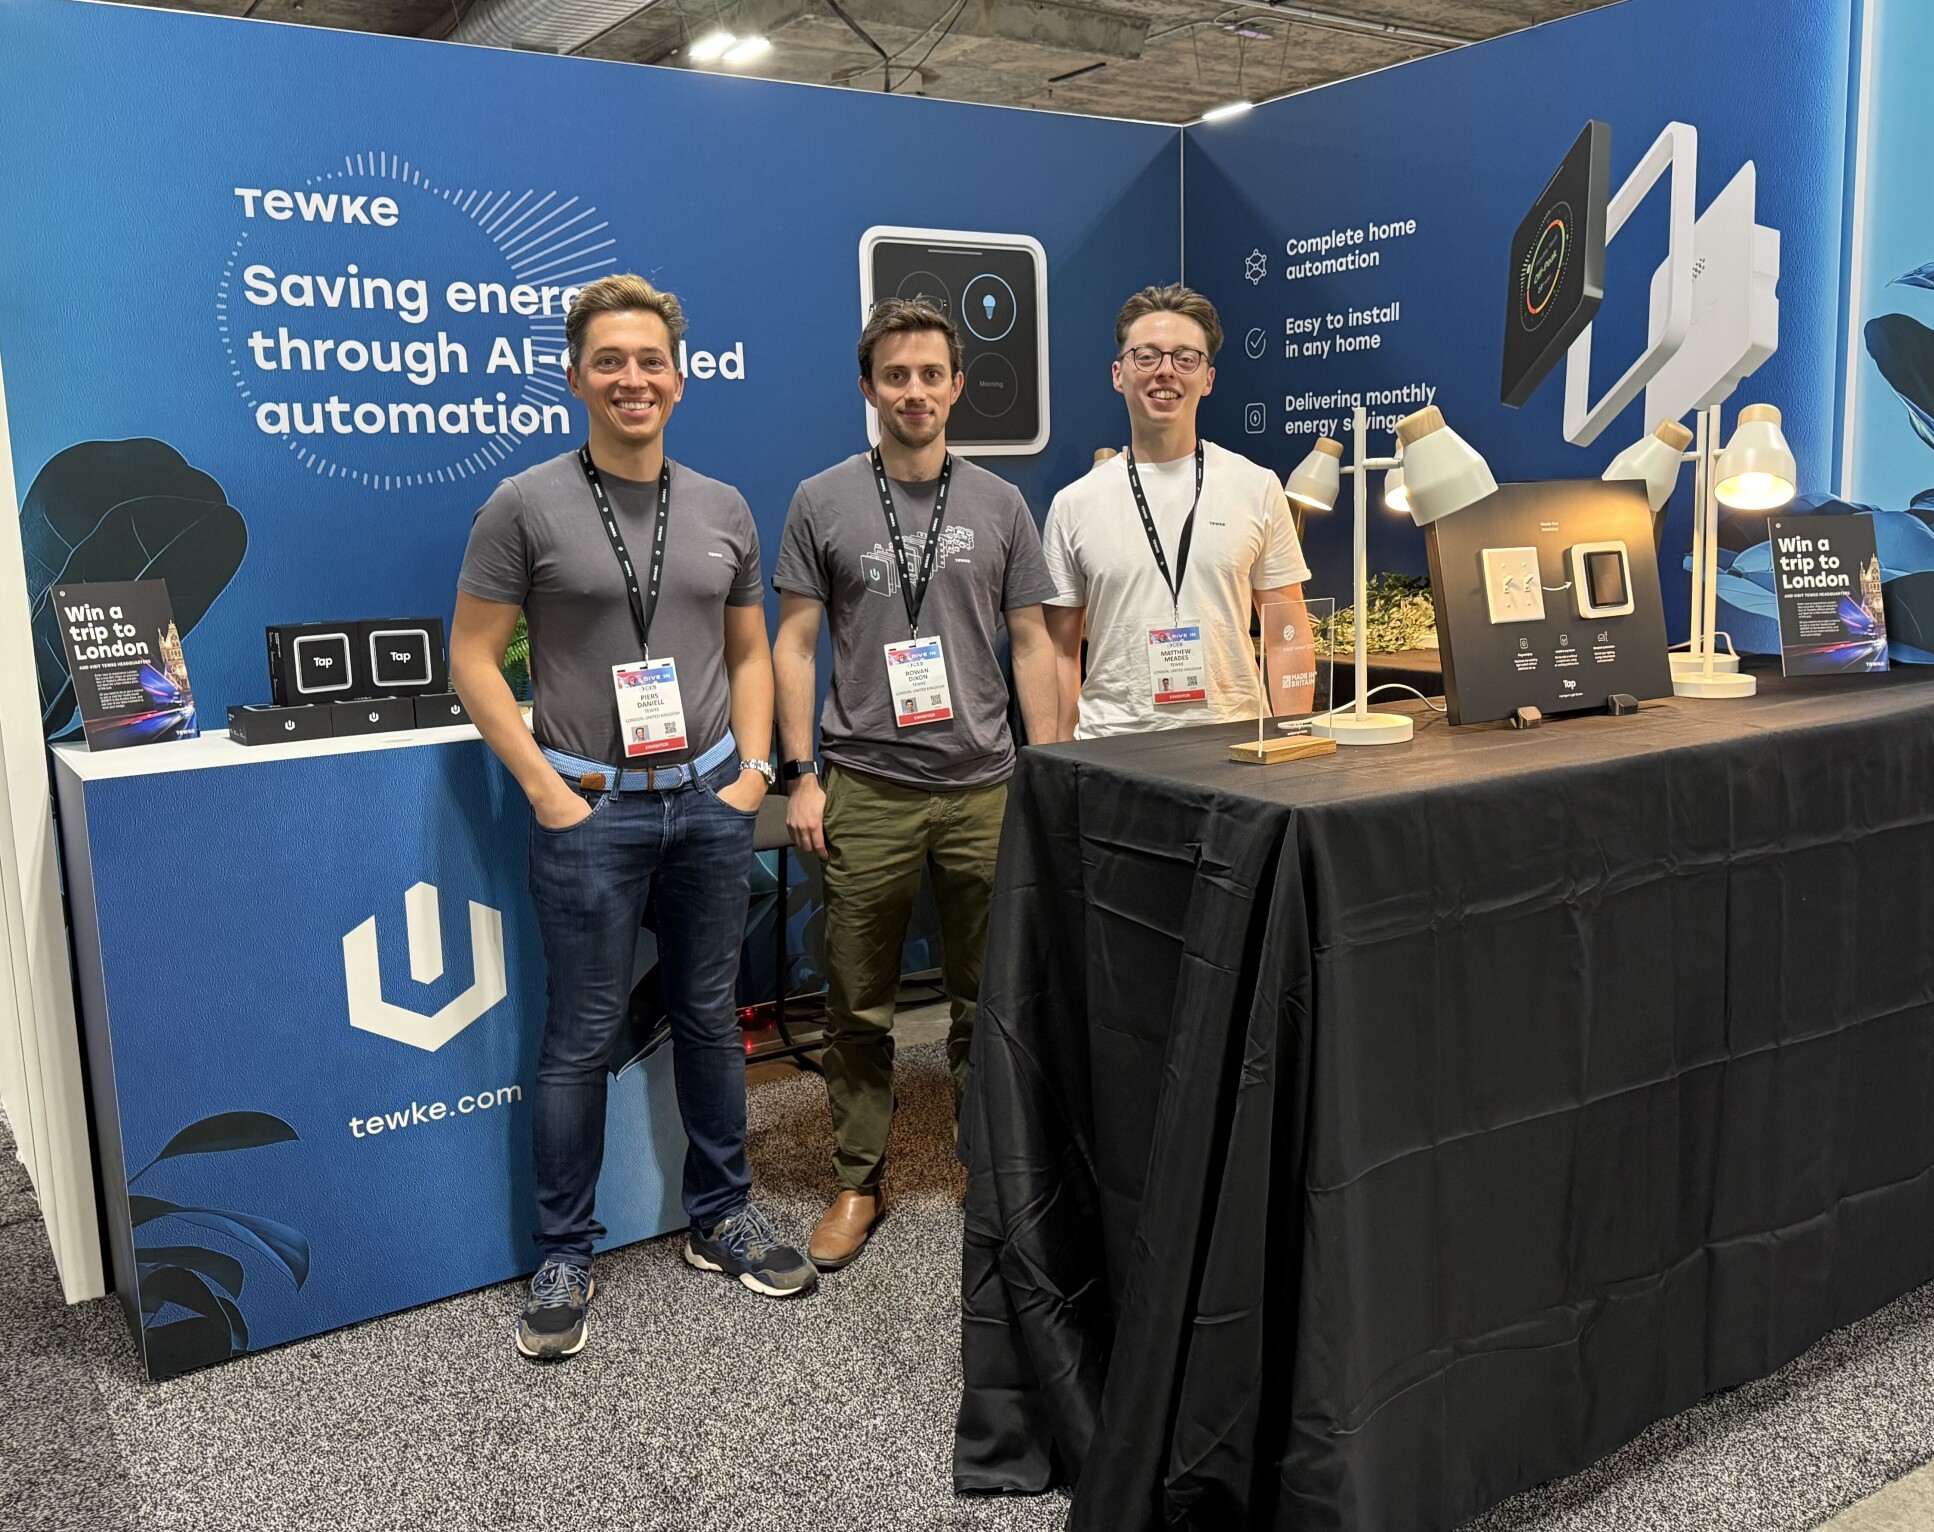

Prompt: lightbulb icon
[{"left": 982, "top": 294, "right": 997, "bottom": 322}]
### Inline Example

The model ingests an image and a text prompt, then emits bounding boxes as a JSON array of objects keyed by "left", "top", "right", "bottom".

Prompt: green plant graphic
[
  {"left": 1315, "top": 572, "right": 1438, "bottom": 653},
  {"left": 127, "top": 1111, "right": 309, "bottom": 1377},
  {"left": 503, "top": 611, "right": 532, "bottom": 701}
]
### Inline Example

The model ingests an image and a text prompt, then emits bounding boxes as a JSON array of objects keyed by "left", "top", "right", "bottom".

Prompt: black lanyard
[
  {"left": 870, "top": 448, "right": 954, "bottom": 639},
  {"left": 579, "top": 446, "right": 670, "bottom": 656},
  {"left": 1125, "top": 443, "right": 1204, "bottom": 620}
]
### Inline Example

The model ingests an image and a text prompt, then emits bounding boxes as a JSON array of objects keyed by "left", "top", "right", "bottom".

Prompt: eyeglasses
[{"left": 1119, "top": 345, "right": 1209, "bottom": 375}]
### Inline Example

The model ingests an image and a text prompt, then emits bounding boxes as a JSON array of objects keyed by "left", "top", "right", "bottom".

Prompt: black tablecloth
[{"left": 955, "top": 670, "right": 1934, "bottom": 1532}]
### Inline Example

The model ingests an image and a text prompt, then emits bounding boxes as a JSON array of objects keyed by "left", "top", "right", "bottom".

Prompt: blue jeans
[{"left": 527, "top": 755, "right": 757, "bottom": 1264}]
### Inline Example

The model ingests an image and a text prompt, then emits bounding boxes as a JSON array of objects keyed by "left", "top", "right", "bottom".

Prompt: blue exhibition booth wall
[
  {"left": 1186, "top": 0, "right": 1860, "bottom": 645},
  {"left": 0, "top": 0, "right": 1915, "bottom": 1368},
  {"left": 0, "top": 0, "right": 1178, "bottom": 729}
]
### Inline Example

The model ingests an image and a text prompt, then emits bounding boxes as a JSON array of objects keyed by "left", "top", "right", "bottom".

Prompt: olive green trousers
[{"left": 819, "top": 762, "right": 1007, "bottom": 1191}]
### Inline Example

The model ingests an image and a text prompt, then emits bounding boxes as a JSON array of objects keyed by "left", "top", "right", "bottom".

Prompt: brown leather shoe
[{"left": 809, "top": 1187, "right": 888, "bottom": 1270}]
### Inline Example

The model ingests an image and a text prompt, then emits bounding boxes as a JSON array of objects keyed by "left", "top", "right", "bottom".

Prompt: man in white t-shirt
[{"left": 1043, "top": 284, "right": 1311, "bottom": 739}]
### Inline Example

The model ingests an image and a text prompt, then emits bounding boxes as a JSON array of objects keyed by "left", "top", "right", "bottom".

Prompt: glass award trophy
[{"left": 1231, "top": 596, "right": 1339, "bottom": 763}]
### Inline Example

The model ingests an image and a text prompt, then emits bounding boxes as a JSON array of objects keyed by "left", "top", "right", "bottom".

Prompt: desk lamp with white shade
[
  {"left": 1286, "top": 404, "right": 1498, "bottom": 745},
  {"left": 1601, "top": 404, "right": 1797, "bottom": 699}
]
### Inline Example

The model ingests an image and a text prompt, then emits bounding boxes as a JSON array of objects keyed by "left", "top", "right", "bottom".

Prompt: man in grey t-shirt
[
  {"left": 460, "top": 451, "right": 762, "bottom": 767},
  {"left": 773, "top": 298, "right": 1058, "bottom": 1272},
  {"left": 452, "top": 275, "right": 815, "bottom": 1364}
]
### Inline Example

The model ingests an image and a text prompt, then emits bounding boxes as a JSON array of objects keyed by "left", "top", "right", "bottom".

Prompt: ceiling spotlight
[
  {"left": 722, "top": 34, "right": 772, "bottom": 64},
  {"left": 688, "top": 29, "right": 735, "bottom": 62},
  {"left": 1201, "top": 100, "right": 1253, "bottom": 124}
]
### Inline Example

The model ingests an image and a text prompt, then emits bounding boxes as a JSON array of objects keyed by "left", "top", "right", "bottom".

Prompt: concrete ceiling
[{"left": 137, "top": 0, "right": 1618, "bottom": 124}]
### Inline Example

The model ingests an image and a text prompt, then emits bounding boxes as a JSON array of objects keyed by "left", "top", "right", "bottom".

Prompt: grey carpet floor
[{"left": 2, "top": 1042, "right": 1932, "bottom": 1532}]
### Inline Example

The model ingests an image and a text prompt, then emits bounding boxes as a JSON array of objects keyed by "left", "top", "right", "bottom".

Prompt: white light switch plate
[{"left": 1482, "top": 547, "right": 1546, "bottom": 623}]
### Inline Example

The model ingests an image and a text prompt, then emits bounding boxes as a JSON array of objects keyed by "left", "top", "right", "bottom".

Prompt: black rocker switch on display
[
  {"left": 1606, "top": 693, "right": 1640, "bottom": 716},
  {"left": 1510, "top": 706, "right": 1544, "bottom": 730}
]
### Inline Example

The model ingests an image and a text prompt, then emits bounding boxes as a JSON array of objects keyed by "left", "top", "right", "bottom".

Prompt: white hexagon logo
[{"left": 343, "top": 882, "right": 507, "bottom": 1052}]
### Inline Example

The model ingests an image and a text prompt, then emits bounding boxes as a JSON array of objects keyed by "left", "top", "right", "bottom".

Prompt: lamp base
[
  {"left": 1309, "top": 711, "right": 1414, "bottom": 746},
  {"left": 1670, "top": 650, "right": 1739, "bottom": 675},
  {"left": 1672, "top": 669, "right": 1757, "bottom": 699}
]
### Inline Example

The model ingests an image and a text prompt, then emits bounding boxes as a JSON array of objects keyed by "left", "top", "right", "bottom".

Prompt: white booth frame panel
[{"left": 0, "top": 342, "right": 107, "bottom": 1302}]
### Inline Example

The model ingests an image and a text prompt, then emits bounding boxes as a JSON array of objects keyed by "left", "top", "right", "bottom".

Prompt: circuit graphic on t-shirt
[{"left": 860, "top": 526, "right": 976, "bottom": 600}]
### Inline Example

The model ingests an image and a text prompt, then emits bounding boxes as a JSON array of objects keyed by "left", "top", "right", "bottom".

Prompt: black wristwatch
[{"left": 782, "top": 759, "right": 821, "bottom": 782}]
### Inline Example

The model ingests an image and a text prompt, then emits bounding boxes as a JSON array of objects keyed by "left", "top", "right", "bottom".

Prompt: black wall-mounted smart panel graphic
[
  {"left": 861, "top": 228, "right": 1048, "bottom": 455},
  {"left": 1501, "top": 121, "right": 1612, "bottom": 408}
]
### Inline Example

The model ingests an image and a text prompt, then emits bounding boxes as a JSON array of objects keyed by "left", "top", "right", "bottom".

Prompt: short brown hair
[
  {"left": 566, "top": 274, "right": 686, "bottom": 365},
  {"left": 858, "top": 297, "right": 963, "bottom": 382},
  {"left": 1114, "top": 283, "right": 1224, "bottom": 360}
]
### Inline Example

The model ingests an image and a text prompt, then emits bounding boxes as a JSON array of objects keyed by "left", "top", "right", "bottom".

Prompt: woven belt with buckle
[{"left": 539, "top": 733, "right": 736, "bottom": 795}]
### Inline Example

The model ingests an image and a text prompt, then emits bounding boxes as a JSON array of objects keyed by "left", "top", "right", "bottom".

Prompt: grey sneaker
[
  {"left": 684, "top": 1202, "right": 818, "bottom": 1298},
  {"left": 515, "top": 1259, "right": 594, "bottom": 1360}
]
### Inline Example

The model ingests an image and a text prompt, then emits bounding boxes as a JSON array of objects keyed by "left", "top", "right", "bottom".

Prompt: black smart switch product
[
  {"left": 1501, "top": 121, "right": 1612, "bottom": 408},
  {"left": 413, "top": 692, "right": 470, "bottom": 728},
  {"left": 330, "top": 696, "right": 416, "bottom": 735},
  {"left": 364, "top": 619, "right": 447, "bottom": 696},
  {"left": 268, "top": 618, "right": 448, "bottom": 702},
  {"left": 268, "top": 623, "right": 358, "bottom": 704},
  {"left": 1569, "top": 542, "right": 1635, "bottom": 617},
  {"left": 228, "top": 703, "right": 334, "bottom": 746}
]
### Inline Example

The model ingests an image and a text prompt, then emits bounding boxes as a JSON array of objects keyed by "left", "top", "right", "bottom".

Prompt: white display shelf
[{"left": 52, "top": 722, "right": 481, "bottom": 782}]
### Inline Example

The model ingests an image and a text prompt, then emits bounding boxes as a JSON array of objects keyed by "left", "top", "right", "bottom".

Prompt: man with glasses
[
  {"left": 1042, "top": 284, "right": 1310, "bottom": 738},
  {"left": 772, "top": 297, "right": 1058, "bottom": 1271}
]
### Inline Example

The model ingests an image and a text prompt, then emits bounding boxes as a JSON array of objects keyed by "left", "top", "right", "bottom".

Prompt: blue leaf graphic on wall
[
  {"left": 1725, "top": 542, "right": 1778, "bottom": 590},
  {"left": 1865, "top": 314, "right": 1934, "bottom": 453},
  {"left": 1891, "top": 263, "right": 1934, "bottom": 292},
  {"left": 126, "top": 1110, "right": 305, "bottom": 1378},
  {"left": 1716, "top": 497, "right": 1934, "bottom": 664},
  {"left": 21, "top": 439, "right": 248, "bottom": 740}
]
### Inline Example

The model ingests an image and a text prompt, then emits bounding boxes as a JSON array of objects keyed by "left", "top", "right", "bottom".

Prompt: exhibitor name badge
[
  {"left": 614, "top": 657, "right": 687, "bottom": 757},
  {"left": 56, "top": 580, "right": 199, "bottom": 749},
  {"left": 1147, "top": 624, "right": 1208, "bottom": 704},
  {"left": 884, "top": 636, "right": 954, "bottom": 726},
  {"left": 1769, "top": 515, "right": 1889, "bottom": 676}
]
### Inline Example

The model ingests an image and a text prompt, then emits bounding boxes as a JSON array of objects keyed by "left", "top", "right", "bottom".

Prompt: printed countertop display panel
[{"left": 54, "top": 730, "right": 683, "bottom": 1379}]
